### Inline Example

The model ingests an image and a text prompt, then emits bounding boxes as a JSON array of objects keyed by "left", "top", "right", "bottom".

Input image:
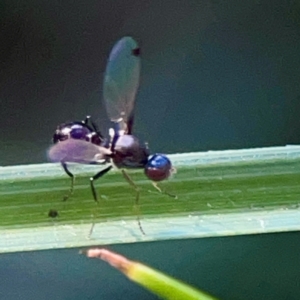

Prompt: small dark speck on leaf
[{"left": 48, "top": 209, "right": 59, "bottom": 218}]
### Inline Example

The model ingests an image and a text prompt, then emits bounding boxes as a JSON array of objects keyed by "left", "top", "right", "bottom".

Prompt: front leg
[{"left": 90, "top": 165, "right": 113, "bottom": 203}]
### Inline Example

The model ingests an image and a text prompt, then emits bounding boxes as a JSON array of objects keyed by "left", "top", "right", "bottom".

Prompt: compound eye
[{"left": 144, "top": 154, "right": 172, "bottom": 182}]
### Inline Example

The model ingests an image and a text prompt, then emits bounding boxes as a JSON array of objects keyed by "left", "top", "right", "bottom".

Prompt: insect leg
[
  {"left": 88, "top": 165, "right": 113, "bottom": 237},
  {"left": 83, "top": 115, "right": 105, "bottom": 140},
  {"left": 61, "top": 162, "right": 75, "bottom": 201},
  {"left": 90, "top": 165, "right": 113, "bottom": 202},
  {"left": 121, "top": 170, "right": 145, "bottom": 235},
  {"left": 91, "top": 121, "right": 105, "bottom": 140},
  {"left": 83, "top": 115, "right": 91, "bottom": 125},
  {"left": 152, "top": 182, "right": 177, "bottom": 199}
]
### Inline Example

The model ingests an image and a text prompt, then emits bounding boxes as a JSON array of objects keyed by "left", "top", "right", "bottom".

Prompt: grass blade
[
  {"left": 1, "top": 145, "right": 300, "bottom": 253},
  {"left": 83, "top": 248, "right": 218, "bottom": 300}
]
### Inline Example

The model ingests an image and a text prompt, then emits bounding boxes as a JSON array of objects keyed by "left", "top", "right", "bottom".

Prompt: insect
[{"left": 48, "top": 36, "right": 175, "bottom": 234}]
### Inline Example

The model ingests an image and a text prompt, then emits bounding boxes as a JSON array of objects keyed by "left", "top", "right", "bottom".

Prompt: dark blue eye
[{"left": 145, "top": 154, "right": 172, "bottom": 181}]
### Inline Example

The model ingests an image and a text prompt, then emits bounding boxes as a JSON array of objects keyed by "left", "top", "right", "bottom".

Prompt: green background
[
  {"left": 1, "top": 1, "right": 300, "bottom": 299},
  {"left": 1, "top": 233, "right": 300, "bottom": 300}
]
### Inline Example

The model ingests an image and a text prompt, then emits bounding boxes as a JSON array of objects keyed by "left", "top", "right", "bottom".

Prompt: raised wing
[
  {"left": 48, "top": 139, "right": 111, "bottom": 164},
  {"left": 103, "top": 36, "right": 141, "bottom": 134}
]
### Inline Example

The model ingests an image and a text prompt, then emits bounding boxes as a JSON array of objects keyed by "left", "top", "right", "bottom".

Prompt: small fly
[{"left": 48, "top": 37, "right": 175, "bottom": 234}]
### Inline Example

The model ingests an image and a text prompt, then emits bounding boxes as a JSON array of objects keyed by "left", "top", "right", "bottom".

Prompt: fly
[{"left": 48, "top": 37, "right": 175, "bottom": 234}]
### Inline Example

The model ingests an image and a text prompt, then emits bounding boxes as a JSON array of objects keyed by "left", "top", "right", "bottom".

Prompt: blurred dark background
[
  {"left": 1, "top": 232, "right": 300, "bottom": 300},
  {"left": 1, "top": 0, "right": 300, "bottom": 165}
]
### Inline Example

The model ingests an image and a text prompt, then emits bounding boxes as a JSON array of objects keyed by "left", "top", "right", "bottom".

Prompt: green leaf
[
  {"left": 1, "top": 145, "right": 300, "bottom": 253},
  {"left": 84, "top": 248, "right": 218, "bottom": 300}
]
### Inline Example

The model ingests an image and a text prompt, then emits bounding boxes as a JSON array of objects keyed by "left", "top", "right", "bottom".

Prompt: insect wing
[
  {"left": 103, "top": 36, "right": 141, "bottom": 129},
  {"left": 48, "top": 139, "right": 111, "bottom": 164}
]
